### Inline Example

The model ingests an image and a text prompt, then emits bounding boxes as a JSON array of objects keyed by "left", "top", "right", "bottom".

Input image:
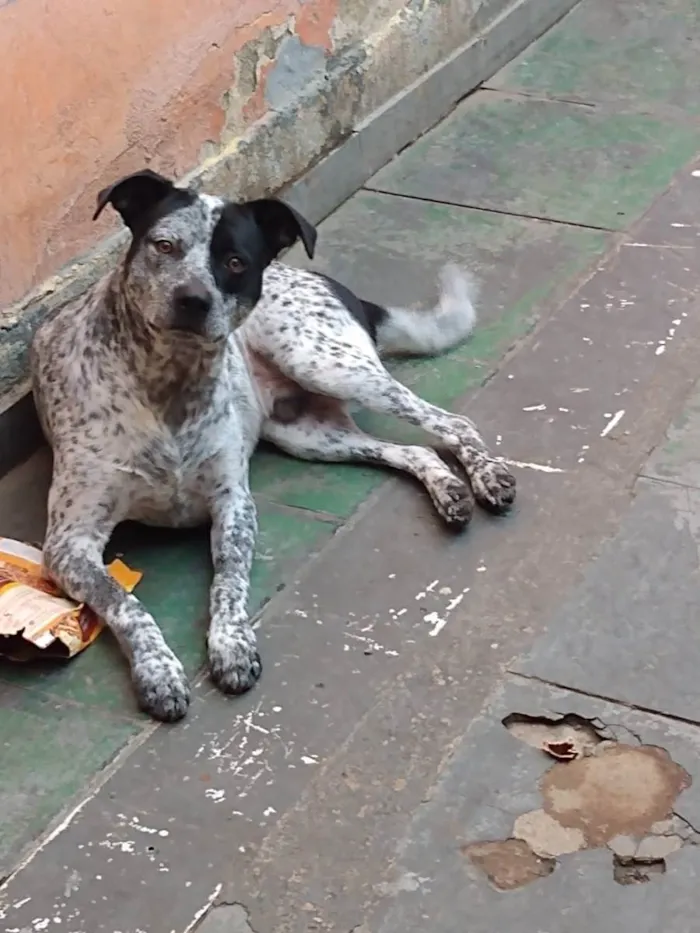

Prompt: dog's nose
[{"left": 173, "top": 280, "right": 213, "bottom": 316}]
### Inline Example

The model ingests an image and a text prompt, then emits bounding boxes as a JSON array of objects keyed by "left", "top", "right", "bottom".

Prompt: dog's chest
[
  {"left": 117, "top": 383, "right": 259, "bottom": 527},
  {"left": 119, "top": 414, "right": 240, "bottom": 526}
]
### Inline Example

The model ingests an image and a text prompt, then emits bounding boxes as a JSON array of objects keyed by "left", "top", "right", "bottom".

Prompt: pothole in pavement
[{"left": 462, "top": 713, "right": 698, "bottom": 891}]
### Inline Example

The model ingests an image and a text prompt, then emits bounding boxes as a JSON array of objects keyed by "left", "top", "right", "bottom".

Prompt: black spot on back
[{"left": 315, "top": 273, "right": 387, "bottom": 343}]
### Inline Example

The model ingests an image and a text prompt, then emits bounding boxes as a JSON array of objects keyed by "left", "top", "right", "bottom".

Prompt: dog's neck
[{"left": 99, "top": 271, "right": 227, "bottom": 423}]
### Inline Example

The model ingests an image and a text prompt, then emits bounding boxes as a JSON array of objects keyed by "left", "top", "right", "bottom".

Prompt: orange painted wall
[{"left": 0, "top": 0, "right": 340, "bottom": 308}]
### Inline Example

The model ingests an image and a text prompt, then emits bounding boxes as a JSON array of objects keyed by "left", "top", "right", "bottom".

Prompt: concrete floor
[{"left": 3, "top": 0, "right": 700, "bottom": 929}]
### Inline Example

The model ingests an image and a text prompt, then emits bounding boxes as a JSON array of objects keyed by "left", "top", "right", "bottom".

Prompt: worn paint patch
[
  {"left": 465, "top": 713, "right": 696, "bottom": 890},
  {"left": 462, "top": 839, "right": 556, "bottom": 891},
  {"left": 264, "top": 34, "right": 328, "bottom": 110}
]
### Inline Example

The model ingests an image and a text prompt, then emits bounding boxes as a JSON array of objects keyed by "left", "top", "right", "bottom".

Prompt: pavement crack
[
  {"left": 671, "top": 810, "right": 700, "bottom": 841},
  {"left": 594, "top": 719, "right": 644, "bottom": 745},
  {"left": 360, "top": 186, "right": 615, "bottom": 232},
  {"left": 507, "top": 671, "right": 700, "bottom": 731},
  {"left": 480, "top": 85, "right": 598, "bottom": 109}
]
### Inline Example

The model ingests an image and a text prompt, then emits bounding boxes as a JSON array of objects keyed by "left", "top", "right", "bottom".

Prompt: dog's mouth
[
  {"left": 166, "top": 323, "right": 227, "bottom": 344},
  {"left": 169, "top": 321, "right": 207, "bottom": 336}
]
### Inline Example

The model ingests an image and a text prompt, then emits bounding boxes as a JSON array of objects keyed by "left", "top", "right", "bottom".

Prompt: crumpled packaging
[{"left": 0, "top": 537, "right": 141, "bottom": 661}]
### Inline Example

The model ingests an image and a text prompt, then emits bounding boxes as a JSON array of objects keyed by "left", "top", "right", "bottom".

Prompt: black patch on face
[
  {"left": 125, "top": 188, "right": 199, "bottom": 263},
  {"left": 315, "top": 273, "right": 388, "bottom": 343},
  {"left": 209, "top": 204, "right": 271, "bottom": 307}
]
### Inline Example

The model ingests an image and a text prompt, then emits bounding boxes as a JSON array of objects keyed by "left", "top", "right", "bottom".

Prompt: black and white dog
[{"left": 30, "top": 169, "right": 515, "bottom": 721}]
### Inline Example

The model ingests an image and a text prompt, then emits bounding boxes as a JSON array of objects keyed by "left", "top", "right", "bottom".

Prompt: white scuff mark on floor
[
  {"left": 205, "top": 788, "right": 226, "bottom": 803},
  {"left": 423, "top": 586, "right": 470, "bottom": 636},
  {"left": 301, "top": 755, "right": 318, "bottom": 765},
  {"left": 376, "top": 872, "right": 432, "bottom": 896},
  {"left": 99, "top": 837, "right": 135, "bottom": 854},
  {"left": 424, "top": 610, "right": 448, "bottom": 637},
  {"left": 656, "top": 344, "right": 666, "bottom": 355},
  {"left": 345, "top": 631, "right": 398, "bottom": 657},
  {"left": 601, "top": 410, "right": 625, "bottom": 437},
  {"left": 263, "top": 806, "right": 277, "bottom": 817},
  {"left": 624, "top": 242, "right": 693, "bottom": 249},
  {"left": 446, "top": 593, "right": 465, "bottom": 612},
  {"left": 499, "top": 458, "right": 565, "bottom": 474},
  {"left": 119, "top": 814, "right": 169, "bottom": 837},
  {"left": 192, "top": 700, "right": 292, "bottom": 800},
  {"left": 523, "top": 403, "right": 546, "bottom": 412},
  {"left": 181, "top": 883, "right": 223, "bottom": 933},
  {"left": 570, "top": 387, "right": 589, "bottom": 393},
  {"left": 691, "top": 170, "right": 700, "bottom": 177},
  {"left": 671, "top": 222, "right": 691, "bottom": 227}
]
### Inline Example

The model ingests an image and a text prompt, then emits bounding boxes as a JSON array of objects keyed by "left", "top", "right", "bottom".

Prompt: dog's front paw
[
  {"left": 208, "top": 626, "right": 262, "bottom": 695},
  {"left": 471, "top": 458, "right": 517, "bottom": 514},
  {"left": 132, "top": 651, "right": 190, "bottom": 722}
]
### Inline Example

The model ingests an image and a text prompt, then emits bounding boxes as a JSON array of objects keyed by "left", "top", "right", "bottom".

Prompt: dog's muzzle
[{"left": 171, "top": 279, "right": 214, "bottom": 334}]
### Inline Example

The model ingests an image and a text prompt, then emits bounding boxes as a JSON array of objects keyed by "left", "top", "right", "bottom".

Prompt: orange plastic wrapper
[{"left": 0, "top": 537, "right": 142, "bottom": 661}]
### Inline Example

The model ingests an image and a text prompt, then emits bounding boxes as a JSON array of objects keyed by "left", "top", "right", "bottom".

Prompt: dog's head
[{"left": 94, "top": 169, "right": 316, "bottom": 341}]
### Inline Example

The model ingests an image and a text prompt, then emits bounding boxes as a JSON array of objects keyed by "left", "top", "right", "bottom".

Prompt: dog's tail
[{"left": 376, "top": 264, "right": 477, "bottom": 358}]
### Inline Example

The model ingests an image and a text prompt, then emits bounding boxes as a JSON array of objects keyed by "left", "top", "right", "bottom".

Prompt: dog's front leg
[
  {"left": 43, "top": 467, "right": 190, "bottom": 722},
  {"left": 207, "top": 481, "right": 262, "bottom": 694}
]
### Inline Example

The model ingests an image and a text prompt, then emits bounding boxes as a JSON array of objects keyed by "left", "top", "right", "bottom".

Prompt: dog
[{"left": 30, "top": 169, "right": 515, "bottom": 722}]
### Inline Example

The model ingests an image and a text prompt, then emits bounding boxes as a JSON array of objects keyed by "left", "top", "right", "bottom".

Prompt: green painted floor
[{"left": 2, "top": 0, "right": 700, "bottom": 877}]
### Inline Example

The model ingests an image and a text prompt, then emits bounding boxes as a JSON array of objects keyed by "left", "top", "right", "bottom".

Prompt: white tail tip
[{"left": 377, "top": 263, "right": 478, "bottom": 357}]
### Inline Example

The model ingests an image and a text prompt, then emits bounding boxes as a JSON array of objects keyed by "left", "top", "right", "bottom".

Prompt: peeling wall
[{"left": 0, "top": 0, "right": 510, "bottom": 310}]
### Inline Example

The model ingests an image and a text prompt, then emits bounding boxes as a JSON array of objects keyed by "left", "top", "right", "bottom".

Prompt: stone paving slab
[
  {"left": 0, "top": 684, "right": 139, "bottom": 875},
  {"left": 513, "top": 474, "right": 700, "bottom": 721},
  {"left": 490, "top": 0, "right": 700, "bottom": 116},
  {"left": 364, "top": 677, "right": 700, "bottom": 933},
  {"left": 644, "top": 383, "right": 700, "bottom": 489},
  {"left": 368, "top": 92, "right": 700, "bottom": 230},
  {"left": 513, "top": 372, "right": 700, "bottom": 722}
]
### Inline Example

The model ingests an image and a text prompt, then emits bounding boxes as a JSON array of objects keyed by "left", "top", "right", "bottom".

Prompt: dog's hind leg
[
  {"left": 262, "top": 397, "right": 475, "bottom": 528},
  {"left": 207, "top": 480, "right": 262, "bottom": 694},
  {"left": 42, "top": 461, "right": 190, "bottom": 722},
  {"left": 272, "top": 347, "right": 515, "bottom": 514}
]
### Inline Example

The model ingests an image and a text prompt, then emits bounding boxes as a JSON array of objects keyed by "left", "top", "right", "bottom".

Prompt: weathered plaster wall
[
  {"left": 0, "top": 0, "right": 324, "bottom": 306},
  {"left": 0, "top": 0, "right": 507, "bottom": 310}
]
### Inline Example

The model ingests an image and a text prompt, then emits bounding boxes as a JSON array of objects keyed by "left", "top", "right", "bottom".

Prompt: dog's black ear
[
  {"left": 247, "top": 199, "right": 317, "bottom": 259},
  {"left": 93, "top": 170, "right": 176, "bottom": 228}
]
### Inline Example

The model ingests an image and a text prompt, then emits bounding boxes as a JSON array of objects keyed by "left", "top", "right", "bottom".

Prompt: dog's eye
[
  {"left": 154, "top": 239, "right": 175, "bottom": 255},
  {"left": 227, "top": 256, "right": 246, "bottom": 274}
]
